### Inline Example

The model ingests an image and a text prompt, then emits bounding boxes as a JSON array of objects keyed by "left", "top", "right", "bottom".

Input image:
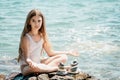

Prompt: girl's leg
[
  {"left": 21, "top": 66, "right": 34, "bottom": 76},
  {"left": 41, "top": 54, "right": 68, "bottom": 67},
  {"left": 21, "top": 61, "right": 59, "bottom": 75},
  {"left": 21, "top": 54, "right": 68, "bottom": 75}
]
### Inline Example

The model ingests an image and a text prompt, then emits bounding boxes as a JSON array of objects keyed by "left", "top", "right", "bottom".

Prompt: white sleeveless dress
[{"left": 19, "top": 33, "right": 44, "bottom": 65}]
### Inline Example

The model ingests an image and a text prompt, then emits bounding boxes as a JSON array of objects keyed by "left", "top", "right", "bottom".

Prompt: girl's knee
[{"left": 59, "top": 54, "right": 68, "bottom": 63}]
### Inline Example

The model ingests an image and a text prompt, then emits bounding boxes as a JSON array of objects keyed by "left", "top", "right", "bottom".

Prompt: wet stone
[
  {"left": 0, "top": 74, "right": 6, "bottom": 80},
  {"left": 2, "top": 71, "right": 99, "bottom": 80}
]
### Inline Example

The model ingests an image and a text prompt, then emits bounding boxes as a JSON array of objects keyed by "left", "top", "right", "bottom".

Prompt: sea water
[{"left": 0, "top": 0, "right": 120, "bottom": 80}]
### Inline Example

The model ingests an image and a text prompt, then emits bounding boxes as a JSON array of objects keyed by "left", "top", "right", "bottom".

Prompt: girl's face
[{"left": 29, "top": 15, "right": 42, "bottom": 31}]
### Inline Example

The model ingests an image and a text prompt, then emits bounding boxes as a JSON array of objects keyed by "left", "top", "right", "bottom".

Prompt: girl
[{"left": 18, "top": 9, "right": 79, "bottom": 76}]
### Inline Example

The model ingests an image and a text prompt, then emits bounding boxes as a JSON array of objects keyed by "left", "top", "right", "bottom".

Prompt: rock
[
  {"left": 0, "top": 74, "right": 6, "bottom": 80},
  {"left": 6, "top": 72, "right": 20, "bottom": 80},
  {"left": 28, "top": 76, "right": 37, "bottom": 80},
  {"left": 73, "top": 72, "right": 98, "bottom": 80},
  {"left": 50, "top": 75, "right": 74, "bottom": 80},
  {"left": 37, "top": 74, "right": 49, "bottom": 80},
  {"left": 3, "top": 71, "right": 99, "bottom": 80}
]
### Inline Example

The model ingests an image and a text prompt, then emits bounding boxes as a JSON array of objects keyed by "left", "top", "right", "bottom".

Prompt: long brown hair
[{"left": 18, "top": 9, "right": 49, "bottom": 61}]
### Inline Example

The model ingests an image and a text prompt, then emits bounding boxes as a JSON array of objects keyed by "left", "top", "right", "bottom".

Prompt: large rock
[
  {"left": 6, "top": 72, "right": 20, "bottom": 80},
  {"left": 0, "top": 74, "right": 6, "bottom": 80},
  {"left": 4, "top": 71, "right": 99, "bottom": 80}
]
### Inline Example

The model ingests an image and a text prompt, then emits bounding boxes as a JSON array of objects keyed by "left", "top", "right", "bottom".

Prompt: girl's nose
[{"left": 35, "top": 22, "right": 39, "bottom": 26}]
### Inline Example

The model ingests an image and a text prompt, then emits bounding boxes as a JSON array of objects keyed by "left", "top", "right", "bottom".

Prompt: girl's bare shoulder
[{"left": 22, "top": 34, "right": 30, "bottom": 45}]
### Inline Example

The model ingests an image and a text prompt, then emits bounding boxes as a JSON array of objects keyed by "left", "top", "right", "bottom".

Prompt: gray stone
[
  {"left": 50, "top": 75, "right": 74, "bottom": 80},
  {"left": 3, "top": 71, "right": 99, "bottom": 80},
  {"left": 37, "top": 74, "right": 49, "bottom": 80},
  {"left": 28, "top": 76, "right": 37, "bottom": 80},
  {"left": 0, "top": 74, "right": 6, "bottom": 80}
]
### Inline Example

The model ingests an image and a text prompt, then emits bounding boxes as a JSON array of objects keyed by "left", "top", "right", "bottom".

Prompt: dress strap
[{"left": 26, "top": 34, "right": 33, "bottom": 42}]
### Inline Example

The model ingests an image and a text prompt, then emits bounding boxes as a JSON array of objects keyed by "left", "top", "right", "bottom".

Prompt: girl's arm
[
  {"left": 21, "top": 36, "right": 37, "bottom": 68},
  {"left": 43, "top": 42, "right": 79, "bottom": 57},
  {"left": 22, "top": 36, "right": 58, "bottom": 72}
]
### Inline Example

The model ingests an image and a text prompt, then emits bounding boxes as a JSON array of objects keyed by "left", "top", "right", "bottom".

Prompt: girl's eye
[
  {"left": 32, "top": 19, "right": 35, "bottom": 22},
  {"left": 38, "top": 20, "right": 41, "bottom": 22}
]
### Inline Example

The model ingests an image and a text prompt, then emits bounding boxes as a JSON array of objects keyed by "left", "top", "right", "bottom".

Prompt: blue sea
[{"left": 0, "top": 0, "right": 120, "bottom": 80}]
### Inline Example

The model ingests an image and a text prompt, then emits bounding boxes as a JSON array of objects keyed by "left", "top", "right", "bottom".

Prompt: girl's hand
[
  {"left": 68, "top": 51, "right": 79, "bottom": 57},
  {"left": 26, "top": 58, "right": 36, "bottom": 68}
]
